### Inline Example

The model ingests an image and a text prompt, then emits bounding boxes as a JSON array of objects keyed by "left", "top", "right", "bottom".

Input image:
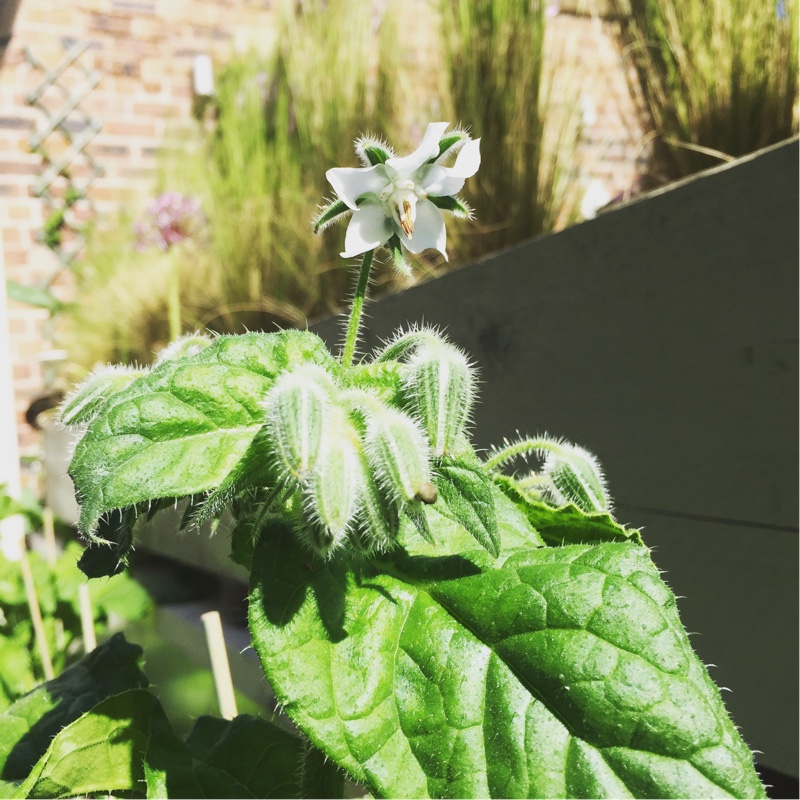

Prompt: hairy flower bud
[
  {"left": 59, "top": 365, "right": 147, "bottom": 426},
  {"left": 298, "top": 521, "right": 340, "bottom": 559},
  {"left": 404, "top": 340, "right": 475, "bottom": 458},
  {"left": 307, "top": 408, "right": 361, "bottom": 550},
  {"left": 262, "top": 365, "right": 331, "bottom": 482},
  {"left": 155, "top": 332, "right": 213, "bottom": 365},
  {"left": 364, "top": 406, "right": 431, "bottom": 505},
  {"left": 541, "top": 442, "right": 611, "bottom": 513},
  {"left": 354, "top": 456, "right": 400, "bottom": 553}
]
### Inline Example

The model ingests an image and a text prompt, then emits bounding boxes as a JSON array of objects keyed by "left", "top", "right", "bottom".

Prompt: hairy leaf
[
  {"left": 401, "top": 482, "right": 544, "bottom": 566},
  {"left": 13, "top": 688, "right": 304, "bottom": 800},
  {"left": 249, "top": 525, "right": 764, "bottom": 799},
  {"left": 77, "top": 508, "right": 135, "bottom": 578},
  {"left": 17, "top": 689, "right": 160, "bottom": 798},
  {"left": 182, "top": 715, "right": 304, "bottom": 798},
  {"left": 495, "top": 474, "right": 643, "bottom": 546},
  {"left": 433, "top": 457, "right": 499, "bottom": 556},
  {"left": 69, "top": 331, "right": 335, "bottom": 536},
  {"left": 297, "top": 739, "right": 347, "bottom": 799},
  {"left": 0, "top": 634, "right": 147, "bottom": 782}
]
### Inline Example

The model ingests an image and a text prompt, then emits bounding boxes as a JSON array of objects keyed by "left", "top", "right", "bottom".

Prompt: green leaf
[
  {"left": 346, "top": 360, "right": 403, "bottom": 405},
  {"left": 400, "top": 483, "right": 544, "bottom": 566},
  {"left": 0, "top": 634, "right": 37, "bottom": 711},
  {"left": 496, "top": 473, "right": 644, "bottom": 546},
  {"left": 249, "top": 526, "right": 764, "bottom": 799},
  {"left": 77, "top": 507, "right": 135, "bottom": 578},
  {"left": 18, "top": 689, "right": 159, "bottom": 798},
  {"left": 69, "top": 330, "right": 335, "bottom": 536},
  {"left": 0, "top": 633, "right": 147, "bottom": 782},
  {"left": 298, "top": 739, "right": 346, "bottom": 799},
  {"left": 0, "top": 486, "right": 41, "bottom": 529},
  {"left": 194, "top": 425, "right": 279, "bottom": 526},
  {"left": 405, "top": 503, "right": 434, "bottom": 545},
  {"left": 183, "top": 715, "right": 304, "bottom": 798},
  {"left": 89, "top": 571, "right": 153, "bottom": 622},
  {"left": 433, "top": 456, "right": 499, "bottom": 556},
  {"left": 59, "top": 367, "right": 145, "bottom": 426},
  {"left": 5, "top": 281, "right": 64, "bottom": 314},
  {"left": 15, "top": 690, "right": 304, "bottom": 799},
  {"left": 147, "top": 714, "right": 304, "bottom": 798}
]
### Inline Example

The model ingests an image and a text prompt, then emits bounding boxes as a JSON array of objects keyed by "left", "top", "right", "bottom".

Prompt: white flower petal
[
  {"left": 341, "top": 203, "right": 393, "bottom": 257},
  {"left": 452, "top": 137, "right": 481, "bottom": 176},
  {"left": 386, "top": 122, "right": 450, "bottom": 177},
  {"left": 420, "top": 138, "right": 481, "bottom": 197},
  {"left": 397, "top": 200, "right": 448, "bottom": 260},
  {"left": 326, "top": 165, "right": 388, "bottom": 210}
]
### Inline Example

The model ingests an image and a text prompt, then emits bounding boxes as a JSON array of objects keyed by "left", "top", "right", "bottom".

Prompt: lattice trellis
[{"left": 24, "top": 41, "right": 105, "bottom": 285}]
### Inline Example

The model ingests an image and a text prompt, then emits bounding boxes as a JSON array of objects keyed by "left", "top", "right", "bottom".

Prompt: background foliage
[
  {"left": 611, "top": 0, "right": 798, "bottom": 182},
  {"left": 56, "top": 0, "right": 583, "bottom": 372}
]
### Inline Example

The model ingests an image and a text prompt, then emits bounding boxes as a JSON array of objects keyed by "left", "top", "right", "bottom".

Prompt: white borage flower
[{"left": 314, "top": 122, "right": 480, "bottom": 266}]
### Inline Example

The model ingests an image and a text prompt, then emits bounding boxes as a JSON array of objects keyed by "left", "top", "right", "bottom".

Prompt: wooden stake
[
  {"left": 201, "top": 610, "right": 238, "bottom": 720},
  {"left": 78, "top": 584, "right": 97, "bottom": 653},
  {"left": 20, "top": 548, "right": 54, "bottom": 680},
  {"left": 42, "top": 507, "right": 57, "bottom": 566},
  {"left": 41, "top": 508, "right": 67, "bottom": 652}
]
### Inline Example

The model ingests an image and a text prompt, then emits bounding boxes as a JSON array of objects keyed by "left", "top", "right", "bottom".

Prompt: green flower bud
[
  {"left": 155, "top": 331, "right": 214, "bottom": 364},
  {"left": 307, "top": 408, "right": 361, "bottom": 549},
  {"left": 262, "top": 365, "right": 331, "bottom": 483},
  {"left": 59, "top": 365, "right": 148, "bottom": 426},
  {"left": 354, "top": 455, "right": 400, "bottom": 554},
  {"left": 541, "top": 441, "right": 611, "bottom": 513},
  {"left": 364, "top": 406, "right": 431, "bottom": 505},
  {"left": 297, "top": 520, "right": 341, "bottom": 559},
  {"left": 404, "top": 340, "right": 476, "bottom": 458}
]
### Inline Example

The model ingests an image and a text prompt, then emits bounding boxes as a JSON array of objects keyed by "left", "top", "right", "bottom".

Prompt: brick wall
[
  {"left": 545, "top": 8, "right": 646, "bottom": 211},
  {"left": 1, "top": 0, "right": 642, "bottom": 491},
  {"left": 1, "top": 0, "right": 276, "bottom": 481}
]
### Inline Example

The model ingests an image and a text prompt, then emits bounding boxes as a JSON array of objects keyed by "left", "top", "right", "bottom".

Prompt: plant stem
[
  {"left": 341, "top": 249, "right": 374, "bottom": 368},
  {"left": 483, "top": 436, "right": 565, "bottom": 472},
  {"left": 168, "top": 252, "right": 181, "bottom": 341}
]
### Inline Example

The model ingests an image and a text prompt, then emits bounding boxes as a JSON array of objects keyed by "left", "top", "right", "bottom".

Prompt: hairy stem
[
  {"left": 484, "top": 436, "right": 567, "bottom": 472},
  {"left": 341, "top": 249, "right": 374, "bottom": 369}
]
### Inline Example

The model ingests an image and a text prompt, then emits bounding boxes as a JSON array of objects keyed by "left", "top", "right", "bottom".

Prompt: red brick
[
  {"left": 12, "top": 363, "right": 33, "bottom": 382},
  {"left": 132, "top": 101, "right": 178, "bottom": 117},
  {"left": 104, "top": 120, "right": 159, "bottom": 137},
  {"left": 0, "top": 162, "right": 38, "bottom": 175},
  {"left": 2, "top": 228, "right": 22, "bottom": 244},
  {"left": 3, "top": 250, "right": 26, "bottom": 266},
  {"left": 88, "top": 12, "right": 133, "bottom": 37},
  {"left": 7, "top": 317, "right": 29, "bottom": 335}
]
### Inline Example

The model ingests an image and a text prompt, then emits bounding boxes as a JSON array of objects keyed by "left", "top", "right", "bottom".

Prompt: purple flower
[{"left": 134, "top": 191, "right": 206, "bottom": 252}]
